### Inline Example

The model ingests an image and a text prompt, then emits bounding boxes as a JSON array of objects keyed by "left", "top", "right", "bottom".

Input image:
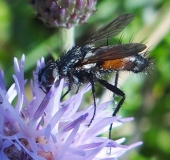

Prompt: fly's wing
[
  {"left": 82, "top": 43, "right": 147, "bottom": 64},
  {"left": 86, "top": 13, "right": 134, "bottom": 45}
]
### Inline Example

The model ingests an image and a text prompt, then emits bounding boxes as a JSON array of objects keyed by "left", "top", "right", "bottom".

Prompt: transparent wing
[
  {"left": 86, "top": 13, "right": 134, "bottom": 45},
  {"left": 82, "top": 43, "right": 146, "bottom": 64}
]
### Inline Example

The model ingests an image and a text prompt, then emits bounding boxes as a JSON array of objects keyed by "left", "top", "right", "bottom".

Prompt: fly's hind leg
[{"left": 98, "top": 76, "right": 125, "bottom": 139}]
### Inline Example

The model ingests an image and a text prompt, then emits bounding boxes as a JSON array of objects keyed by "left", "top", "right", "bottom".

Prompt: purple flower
[
  {"left": 0, "top": 55, "right": 142, "bottom": 159},
  {"left": 30, "top": 0, "right": 97, "bottom": 28}
]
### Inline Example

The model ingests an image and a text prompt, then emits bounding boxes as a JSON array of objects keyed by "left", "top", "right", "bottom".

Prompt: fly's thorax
[
  {"left": 59, "top": 45, "right": 93, "bottom": 75},
  {"left": 83, "top": 45, "right": 94, "bottom": 59}
]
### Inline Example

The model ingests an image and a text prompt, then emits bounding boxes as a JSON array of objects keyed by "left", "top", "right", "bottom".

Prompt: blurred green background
[{"left": 0, "top": 0, "right": 170, "bottom": 159}]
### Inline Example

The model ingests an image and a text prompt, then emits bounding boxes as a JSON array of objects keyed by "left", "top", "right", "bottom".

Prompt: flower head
[
  {"left": 30, "top": 0, "right": 97, "bottom": 28},
  {"left": 0, "top": 55, "right": 142, "bottom": 159}
]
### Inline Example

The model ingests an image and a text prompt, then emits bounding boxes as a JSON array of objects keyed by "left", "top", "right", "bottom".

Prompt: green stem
[{"left": 60, "top": 27, "right": 75, "bottom": 52}]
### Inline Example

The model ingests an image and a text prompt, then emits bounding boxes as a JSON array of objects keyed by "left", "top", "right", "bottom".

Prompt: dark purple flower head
[
  {"left": 30, "top": 0, "right": 97, "bottom": 28},
  {"left": 0, "top": 55, "right": 142, "bottom": 159}
]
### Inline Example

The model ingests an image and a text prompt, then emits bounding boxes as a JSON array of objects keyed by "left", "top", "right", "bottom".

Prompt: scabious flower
[
  {"left": 30, "top": 0, "right": 97, "bottom": 28},
  {"left": 0, "top": 55, "right": 142, "bottom": 159}
]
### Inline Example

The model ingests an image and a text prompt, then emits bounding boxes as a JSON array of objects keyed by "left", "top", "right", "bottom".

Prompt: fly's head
[{"left": 38, "top": 61, "right": 60, "bottom": 93}]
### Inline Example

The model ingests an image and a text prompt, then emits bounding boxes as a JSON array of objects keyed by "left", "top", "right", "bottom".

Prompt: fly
[{"left": 38, "top": 13, "right": 151, "bottom": 138}]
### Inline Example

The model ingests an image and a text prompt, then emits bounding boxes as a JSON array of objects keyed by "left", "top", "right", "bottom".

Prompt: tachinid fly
[{"left": 38, "top": 13, "right": 150, "bottom": 137}]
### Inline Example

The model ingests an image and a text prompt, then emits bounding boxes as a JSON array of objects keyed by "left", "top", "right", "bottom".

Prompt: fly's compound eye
[{"left": 38, "top": 62, "right": 59, "bottom": 93}]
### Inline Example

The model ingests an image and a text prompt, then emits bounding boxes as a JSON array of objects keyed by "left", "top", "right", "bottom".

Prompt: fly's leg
[
  {"left": 61, "top": 87, "right": 71, "bottom": 100},
  {"left": 61, "top": 74, "right": 73, "bottom": 100},
  {"left": 109, "top": 71, "right": 119, "bottom": 139},
  {"left": 98, "top": 77, "right": 125, "bottom": 138},
  {"left": 88, "top": 73, "right": 97, "bottom": 127}
]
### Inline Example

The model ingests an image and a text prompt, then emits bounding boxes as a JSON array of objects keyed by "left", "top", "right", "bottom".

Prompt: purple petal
[
  {"left": 56, "top": 115, "right": 87, "bottom": 160},
  {"left": 0, "top": 70, "right": 6, "bottom": 93}
]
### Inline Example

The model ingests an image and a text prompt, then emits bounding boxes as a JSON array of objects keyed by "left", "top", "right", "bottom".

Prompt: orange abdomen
[{"left": 101, "top": 59, "right": 127, "bottom": 70}]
